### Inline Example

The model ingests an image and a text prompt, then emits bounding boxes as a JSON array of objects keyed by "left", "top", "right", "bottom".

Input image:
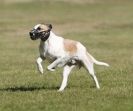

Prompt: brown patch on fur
[
  {"left": 64, "top": 39, "right": 77, "bottom": 55},
  {"left": 40, "top": 24, "right": 49, "bottom": 31}
]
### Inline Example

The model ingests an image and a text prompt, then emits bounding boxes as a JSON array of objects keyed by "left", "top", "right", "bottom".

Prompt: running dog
[{"left": 29, "top": 24, "right": 109, "bottom": 91}]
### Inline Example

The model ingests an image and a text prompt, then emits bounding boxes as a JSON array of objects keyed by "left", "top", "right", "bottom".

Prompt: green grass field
[{"left": 0, "top": 0, "right": 133, "bottom": 111}]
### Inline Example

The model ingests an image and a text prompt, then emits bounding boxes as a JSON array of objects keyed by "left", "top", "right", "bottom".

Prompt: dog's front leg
[
  {"left": 36, "top": 57, "right": 45, "bottom": 74},
  {"left": 47, "top": 57, "right": 72, "bottom": 71},
  {"left": 47, "top": 58, "right": 63, "bottom": 71}
]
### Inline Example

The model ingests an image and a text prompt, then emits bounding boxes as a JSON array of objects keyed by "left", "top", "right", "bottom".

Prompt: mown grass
[{"left": 0, "top": 0, "right": 133, "bottom": 111}]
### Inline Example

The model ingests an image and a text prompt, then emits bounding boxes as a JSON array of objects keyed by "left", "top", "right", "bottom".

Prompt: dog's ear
[{"left": 46, "top": 24, "right": 52, "bottom": 30}]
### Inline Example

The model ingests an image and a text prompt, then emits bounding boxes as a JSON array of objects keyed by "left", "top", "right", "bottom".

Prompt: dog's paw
[
  {"left": 38, "top": 68, "right": 43, "bottom": 74},
  {"left": 47, "top": 67, "right": 55, "bottom": 72},
  {"left": 39, "top": 70, "right": 44, "bottom": 74},
  {"left": 36, "top": 63, "right": 44, "bottom": 74},
  {"left": 37, "top": 66, "right": 44, "bottom": 74},
  {"left": 58, "top": 89, "right": 64, "bottom": 92}
]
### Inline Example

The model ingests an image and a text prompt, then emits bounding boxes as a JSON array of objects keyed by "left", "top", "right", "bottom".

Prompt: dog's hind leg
[
  {"left": 82, "top": 57, "right": 100, "bottom": 89},
  {"left": 58, "top": 65, "right": 75, "bottom": 92}
]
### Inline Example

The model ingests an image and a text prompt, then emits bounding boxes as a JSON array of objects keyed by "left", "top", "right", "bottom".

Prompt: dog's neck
[{"left": 49, "top": 31, "right": 56, "bottom": 37}]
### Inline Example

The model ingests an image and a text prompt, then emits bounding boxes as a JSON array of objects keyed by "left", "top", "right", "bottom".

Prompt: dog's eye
[{"left": 37, "top": 27, "right": 41, "bottom": 30}]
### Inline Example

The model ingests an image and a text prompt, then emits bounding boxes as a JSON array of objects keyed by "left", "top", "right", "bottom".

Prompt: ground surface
[{"left": 0, "top": 0, "right": 133, "bottom": 111}]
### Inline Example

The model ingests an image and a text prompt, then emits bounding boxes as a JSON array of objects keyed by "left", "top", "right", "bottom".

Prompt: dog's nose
[{"left": 29, "top": 32, "right": 33, "bottom": 36}]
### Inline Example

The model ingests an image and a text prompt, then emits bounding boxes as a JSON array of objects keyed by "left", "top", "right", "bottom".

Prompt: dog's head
[{"left": 29, "top": 24, "right": 52, "bottom": 41}]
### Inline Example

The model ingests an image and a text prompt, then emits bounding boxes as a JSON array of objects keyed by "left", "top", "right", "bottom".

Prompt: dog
[{"left": 29, "top": 23, "right": 109, "bottom": 91}]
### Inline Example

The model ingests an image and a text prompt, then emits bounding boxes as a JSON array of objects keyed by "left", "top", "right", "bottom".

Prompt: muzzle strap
[{"left": 41, "top": 30, "right": 50, "bottom": 41}]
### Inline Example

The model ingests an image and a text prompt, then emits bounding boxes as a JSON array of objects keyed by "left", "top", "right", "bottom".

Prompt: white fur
[
  {"left": 34, "top": 24, "right": 41, "bottom": 29},
  {"left": 34, "top": 25, "right": 109, "bottom": 91}
]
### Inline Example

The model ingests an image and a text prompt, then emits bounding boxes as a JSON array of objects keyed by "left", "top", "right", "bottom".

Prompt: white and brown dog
[{"left": 29, "top": 24, "right": 109, "bottom": 91}]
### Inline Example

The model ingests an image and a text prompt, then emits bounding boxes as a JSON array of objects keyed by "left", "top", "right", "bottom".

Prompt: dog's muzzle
[
  {"left": 29, "top": 30, "right": 40, "bottom": 40},
  {"left": 29, "top": 29, "right": 50, "bottom": 41}
]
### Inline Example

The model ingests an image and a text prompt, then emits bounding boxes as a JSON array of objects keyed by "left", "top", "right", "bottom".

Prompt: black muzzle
[
  {"left": 29, "top": 29, "right": 41, "bottom": 40},
  {"left": 29, "top": 29, "right": 50, "bottom": 41}
]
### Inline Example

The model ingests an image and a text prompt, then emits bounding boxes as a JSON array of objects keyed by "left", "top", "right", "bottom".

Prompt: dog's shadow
[{"left": 0, "top": 85, "right": 59, "bottom": 92}]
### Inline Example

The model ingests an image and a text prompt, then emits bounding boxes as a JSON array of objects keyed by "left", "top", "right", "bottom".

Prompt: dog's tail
[{"left": 87, "top": 53, "right": 109, "bottom": 67}]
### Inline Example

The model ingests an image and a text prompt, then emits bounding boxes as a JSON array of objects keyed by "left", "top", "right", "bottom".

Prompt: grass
[{"left": 0, "top": 0, "right": 133, "bottom": 111}]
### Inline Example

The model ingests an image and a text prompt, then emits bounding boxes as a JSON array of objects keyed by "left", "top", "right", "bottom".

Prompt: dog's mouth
[
  {"left": 29, "top": 31, "right": 40, "bottom": 40},
  {"left": 29, "top": 30, "right": 50, "bottom": 41}
]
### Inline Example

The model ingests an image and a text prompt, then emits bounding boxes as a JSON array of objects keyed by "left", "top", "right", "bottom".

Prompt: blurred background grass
[{"left": 0, "top": 0, "right": 133, "bottom": 111}]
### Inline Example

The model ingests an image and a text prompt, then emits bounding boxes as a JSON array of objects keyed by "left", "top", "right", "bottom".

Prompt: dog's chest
[{"left": 39, "top": 41, "right": 59, "bottom": 60}]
